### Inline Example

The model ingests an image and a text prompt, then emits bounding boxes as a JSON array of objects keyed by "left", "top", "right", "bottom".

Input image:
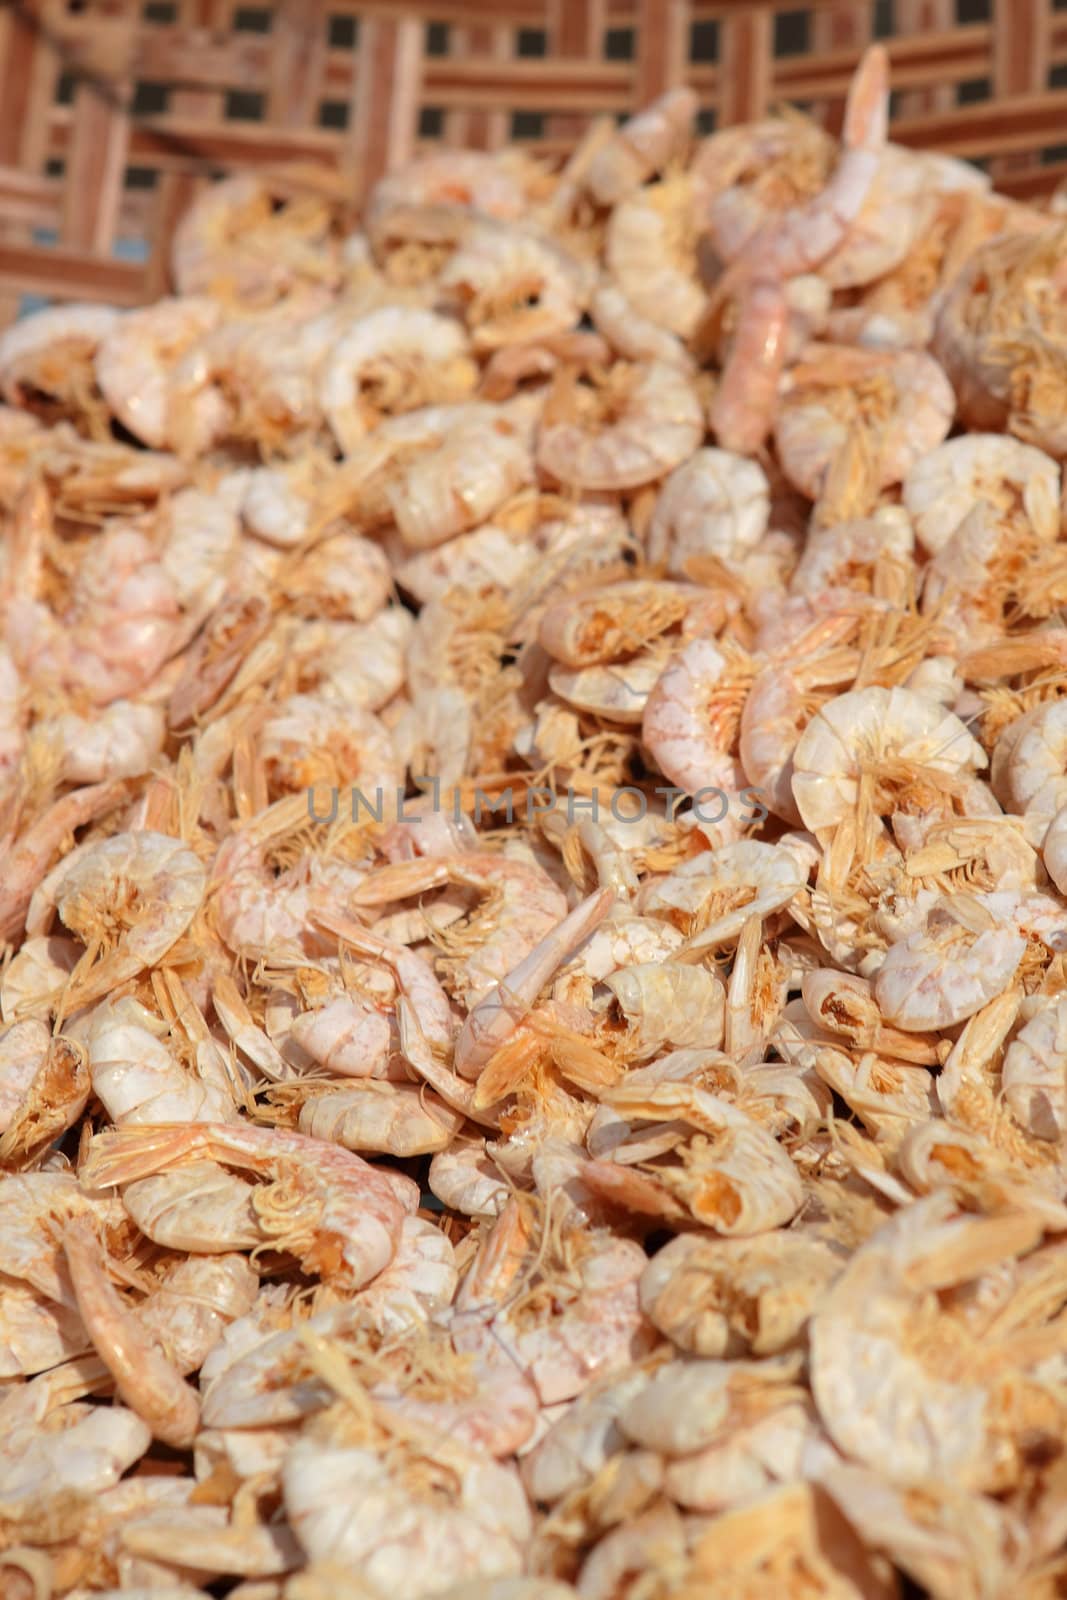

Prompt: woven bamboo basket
[{"left": 0, "top": 0, "right": 1064, "bottom": 326}]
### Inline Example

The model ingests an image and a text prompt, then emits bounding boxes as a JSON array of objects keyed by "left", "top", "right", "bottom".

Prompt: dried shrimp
[{"left": 3, "top": 46, "right": 1067, "bottom": 1600}]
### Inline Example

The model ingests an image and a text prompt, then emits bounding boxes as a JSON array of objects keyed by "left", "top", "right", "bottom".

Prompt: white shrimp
[
  {"left": 282, "top": 1432, "right": 531, "bottom": 1598},
  {"left": 874, "top": 900, "right": 1026, "bottom": 1031},
  {"left": 647, "top": 448, "right": 771, "bottom": 574},
  {"left": 903, "top": 433, "right": 1059, "bottom": 555},
  {"left": 88, "top": 1124, "right": 418, "bottom": 1293},
  {"left": 438, "top": 221, "right": 587, "bottom": 349},
  {"left": 640, "top": 1230, "right": 842, "bottom": 1358},
  {"left": 171, "top": 172, "right": 341, "bottom": 301},
  {"left": 585, "top": 87, "right": 698, "bottom": 206},
  {"left": 0, "top": 1018, "right": 50, "bottom": 1129},
  {"left": 282, "top": 532, "right": 392, "bottom": 623},
  {"left": 809, "top": 1193, "right": 1049, "bottom": 1490},
  {"left": 590, "top": 283, "right": 693, "bottom": 370},
  {"left": 392, "top": 521, "right": 536, "bottom": 605},
  {"left": 95, "top": 297, "right": 225, "bottom": 451},
  {"left": 31, "top": 830, "right": 207, "bottom": 1010},
  {"left": 386, "top": 412, "right": 534, "bottom": 548},
  {"left": 8, "top": 502, "right": 184, "bottom": 706},
  {"left": 365, "top": 150, "right": 527, "bottom": 250},
  {"left": 537, "top": 361, "right": 704, "bottom": 491},
  {"left": 427, "top": 1143, "right": 509, "bottom": 1218},
  {"left": 454, "top": 886, "right": 615, "bottom": 1077},
  {"left": 319, "top": 308, "right": 477, "bottom": 455},
  {"left": 1042, "top": 803, "right": 1067, "bottom": 895},
  {"left": 299, "top": 1081, "right": 465, "bottom": 1157},
  {"left": 341, "top": 1214, "right": 458, "bottom": 1337},
  {"left": 787, "top": 506, "right": 914, "bottom": 597},
  {"left": 260, "top": 694, "right": 400, "bottom": 798},
  {"left": 597, "top": 1082, "right": 805, "bottom": 1233},
  {"left": 0, "top": 1388, "right": 150, "bottom": 1506},
  {"left": 451, "top": 1199, "right": 654, "bottom": 1409},
  {"left": 0, "top": 643, "right": 22, "bottom": 779},
  {"left": 640, "top": 840, "right": 806, "bottom": 955},
  {"left": 0, "top": 1274, "right": 92, "bottom": 1378},
  {"left": 605, "top": 173, "right": 705, "bottom": 339},
  {"left": 1001, "top": 994, "right": 1067, "bottom": 1141},
  {"left": 0, "top": 302, "right": 119, "bottom": 415},
  {"left": 790, "top": 685, "right": 988, "bottom": 835},
  {"left": 121, "top": 1160, "right": 266, "bottom": 1254},
  {"left": 602, "top": 961, "right": 726, "bottom": 1059},
  {"left": 1002, "top": 699, "right": 1067, "bottom": 843},
  {"left": 775, "top": 345, "right": 955, "bottom": 512},
  {"left": 32, "top": 699, "right": 165, "bottom": 785},
  {"left": 87, "top": 994, "right": 236, "bottom": 1125},
  {"left": 352, "top": 850, "right": 569, "bottom": 1007}
]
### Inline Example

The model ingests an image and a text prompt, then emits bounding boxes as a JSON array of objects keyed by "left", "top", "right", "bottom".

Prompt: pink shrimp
[{"left": 709, "top": 279, "right": 790, "bottom": 454}]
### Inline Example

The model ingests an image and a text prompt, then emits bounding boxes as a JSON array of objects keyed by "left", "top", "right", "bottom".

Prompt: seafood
[
  {"left": 790, "top": 685, "right": 988, "bottom": 836},
  {"left": 585, "top": 88, "right": 698, "bottom": 206},
  {"left": 95, "top": 297, "right": 224, "bottom": 451},
  {"left": 775, "top": 344, "right": 955, "bottom": 516},
  {"left": 319, "top": 308, "right": 477, "bottom": 454},
  {"left": 902, "top": 433, "right": 1059, "bottom": 555},
  {"left": 81, "top": 1122, "right": 419, "bottom": 1288},
  {"left": 647, "top": 448, "right": 770, "bottom": 574},
  {"left": 1, "top": 49, "right": 1067, "bottom": 1600},
  {"left": 536, "top": 361, "right": 704, "bottom": 490},
  {"left": 31, "top": 829, "right": 207, "bottom": 1010}
]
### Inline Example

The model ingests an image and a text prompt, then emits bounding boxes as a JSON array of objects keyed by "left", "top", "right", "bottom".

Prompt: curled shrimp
[
  {"left": 94, "top": 296, "right": 225, "bottom": 451},
  {"left": 933, "top": 222, "right": 1067, "bottom": 456},
  {"left": 365, "top": 149, "right": 527, "bottom": 258},
  {"left": 726, "top": 45, "right": 890, "bottom": 287},
  {"left": 1002, "top": 699, "right": 1067, "bottom": 842},
  {"left": 1042, "top": 804, "right": 1067, "bottom": 896},
  {"left": 648, "top": 447, "right": 770, "bottom": 574},
  {"left": 537, "top": 359, "right": 704, "bottom": 491},
  {"left": 33, "top": 830, "right": 206, "bottom": 1011},
  {"left": 874, "top": 900, "right": 1026, "bottom": 1031},
  {"left": 385, "top": 407, "right": 534, "bottom": 549},
  {"left": 590, "top": 282, "right": 694, "bottom": 370},
  {"left": 0, "top": 778, "right": 127, "bottom": 944},
  {"left": 605, "top": 172, "right": 705, "bottom": 338},
  {"left": 775, "top": 344, "right": 954, "bottom": 517},
  {"left": 79, "top": 1121, "right": 418, "bottom": 1289},
  {"left": 641, "top": 638, "right": 752, "bottom": 799},
  {"left": 319, "top": 308, "right": 478, "bottom": 454},
  {"left": 171, "top": 171, "right": 343, "bottom": 303},
  {"left": 351, "top": 850, "right": 569, "bottom": 1006},
  {"left": 0, "top": 303, "right": 119, "bottom": 427},
  {"left": 585, "top": 87, "right": 698, "bottom": 207},
  {"left": 903, "top": 432, "right": 1059, "bottom": 556},
  {"left": 789, "top": 685, "right": 987, "bottom": 836},
  {"left": 437, "top": 221, "right": 588, "bottom": 350}
]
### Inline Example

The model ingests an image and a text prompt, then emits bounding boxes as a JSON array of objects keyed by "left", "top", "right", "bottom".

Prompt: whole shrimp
[
  {"left": 29, "top": 830, "right": 207, "bottom": 1011},
  {"left": 80, "top": 1121, "right": 419, "bottom": 1289},
  {"left": 774, "top": 344, "right": 954, "bottom": 520},
  {"left": 710, "top": 45, "right": 890, "bottom": 453}
]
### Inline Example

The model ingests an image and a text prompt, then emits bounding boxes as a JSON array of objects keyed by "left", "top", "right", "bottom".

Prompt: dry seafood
[{"left": 1, "top": 44, "right": 1067, "bottom": 1600}]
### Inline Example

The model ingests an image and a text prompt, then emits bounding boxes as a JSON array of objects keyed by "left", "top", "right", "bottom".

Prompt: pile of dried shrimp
[{"left": 4, "top": 42, "right": 1067, "bottom": 1600}]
